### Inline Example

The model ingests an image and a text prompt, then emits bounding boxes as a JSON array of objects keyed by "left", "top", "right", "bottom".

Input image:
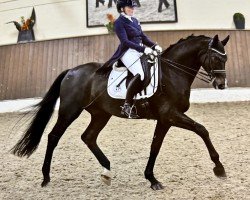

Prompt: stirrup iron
[{"left": 121, "top": 104, "right": 139, "bottom": 119}]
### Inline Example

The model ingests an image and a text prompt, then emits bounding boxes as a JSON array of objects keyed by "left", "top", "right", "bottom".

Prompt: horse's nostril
[{"left": 218, "top": 84, "right": 225, "bottom": 90}]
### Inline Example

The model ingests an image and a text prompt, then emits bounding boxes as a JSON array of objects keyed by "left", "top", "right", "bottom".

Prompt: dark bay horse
[{"left": 12, "top": 34, "right": 230, "bottom": 190}]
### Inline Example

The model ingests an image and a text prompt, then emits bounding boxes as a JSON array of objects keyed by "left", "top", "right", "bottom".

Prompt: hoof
[
  {"left": 101, "top": 168, "right": 111, "bottom": 186},
  {"left": 213, "top": 166, "right": 227, "bottom": 179},
  {"left": 101, "top": 175, "right": 111, "bottom": 186},
  {"left": 41, "top": 178, "right": 50, "bottom": 187},
  {"left": 151, "top": 182, "right": 164, "bottom": 190}
]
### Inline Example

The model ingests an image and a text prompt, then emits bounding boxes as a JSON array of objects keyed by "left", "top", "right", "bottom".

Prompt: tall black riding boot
[{"left": 121, "top": 74, "right": 143, "bottom": 119}]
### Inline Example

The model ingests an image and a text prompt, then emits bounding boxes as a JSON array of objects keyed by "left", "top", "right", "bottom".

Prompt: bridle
[{"left": 200, "top": 39, "right": 227, "bottom": 79}]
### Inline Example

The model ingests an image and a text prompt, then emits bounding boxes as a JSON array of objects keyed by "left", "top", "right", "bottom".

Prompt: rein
[
  {"left": 159, "top": 57, "right": 212, "bottom": 83},
  {"left": 84, "top": 39, "right": 227, "bottom": 109},
  {"left": 159, "top": 39, "right": 227, "bottom": 84}
]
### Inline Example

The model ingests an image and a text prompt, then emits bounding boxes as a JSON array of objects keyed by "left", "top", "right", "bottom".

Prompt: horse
[{"left": 11, "top": 34, "right": 230, "bottom": 190}]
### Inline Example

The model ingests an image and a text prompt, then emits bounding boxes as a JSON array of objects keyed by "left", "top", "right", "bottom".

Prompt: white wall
[{"left": 0, "top": 0, "right": 249, "bottom": 46}]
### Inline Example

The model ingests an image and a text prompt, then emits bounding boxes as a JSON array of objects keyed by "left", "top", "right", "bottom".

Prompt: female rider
[{"left": 97, "top": 0, "right": 163, "bottom": 118}]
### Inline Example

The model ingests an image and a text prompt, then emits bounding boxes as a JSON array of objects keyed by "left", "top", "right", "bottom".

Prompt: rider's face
[{"left": 123, "top": 6, "right": 135, "bottom": 16}]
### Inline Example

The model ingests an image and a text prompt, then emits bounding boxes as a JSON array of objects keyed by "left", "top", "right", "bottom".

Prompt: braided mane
[{"left": 162, "top": 35, "right": 210, "bottom": 55}]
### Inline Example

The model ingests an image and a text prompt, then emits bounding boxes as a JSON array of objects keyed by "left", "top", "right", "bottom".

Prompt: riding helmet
[{"left": 116, "top": 0, "right": 138, "bottom": 13}]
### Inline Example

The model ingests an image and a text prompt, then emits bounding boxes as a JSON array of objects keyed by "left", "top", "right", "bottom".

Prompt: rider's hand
[
  {"left": 155, "top": 45, "right": 163, "bottom": 53},
  {"left": 144, "top": 47, "right": 154, "bottom": 55}
]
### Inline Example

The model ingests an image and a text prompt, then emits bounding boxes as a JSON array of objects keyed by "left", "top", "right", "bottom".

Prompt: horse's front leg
[
  {"left": 169, "top": 110, "right": 226, "bottom": 178},
  {"left": 144, "top": 121, "right": 171, "bottom": 190}
]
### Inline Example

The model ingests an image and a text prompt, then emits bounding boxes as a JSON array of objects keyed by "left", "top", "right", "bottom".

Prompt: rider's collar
[{"left": 121, "top": 12, "right": 133, "bottom": 22}]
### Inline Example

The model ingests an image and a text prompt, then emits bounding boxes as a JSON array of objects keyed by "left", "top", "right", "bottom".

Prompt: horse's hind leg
[
  {"left": 41, "top": 106, "right": 83, "bottom": 187},
  {"left": 168, "top": 110, "right": 226, "bottom": 178},
  {"left": 81, "top": 111, "right": 111, "bottom": 185}
]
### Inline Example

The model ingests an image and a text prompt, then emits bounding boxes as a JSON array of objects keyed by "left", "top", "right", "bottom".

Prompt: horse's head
[{"left": 200, "top": 35, "right": 230, "bottom": 89}]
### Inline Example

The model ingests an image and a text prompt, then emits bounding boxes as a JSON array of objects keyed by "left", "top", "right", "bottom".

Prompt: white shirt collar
[{"left": 121, "top": 12, "right": 133, "bottom": 22}]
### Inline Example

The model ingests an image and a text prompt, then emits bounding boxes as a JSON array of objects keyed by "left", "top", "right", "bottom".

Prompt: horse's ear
[
  {"left": 213, "top": 35, "right": 219, "bottom": 44},
  {"left": 210, "top": 35, "right": 219, "bottom": 48},
  {"left": 221, "top": 35, "right": 230, "bottom": 46}
]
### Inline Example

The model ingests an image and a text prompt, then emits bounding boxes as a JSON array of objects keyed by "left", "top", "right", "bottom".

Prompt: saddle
[{"left": 107, "top": 54, "right": 159, "bottom": 100}]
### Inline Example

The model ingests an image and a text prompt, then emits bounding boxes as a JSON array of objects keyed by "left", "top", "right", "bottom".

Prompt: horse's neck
[{"left": 162, "top": 39, "right": 206, "bottom": 90}]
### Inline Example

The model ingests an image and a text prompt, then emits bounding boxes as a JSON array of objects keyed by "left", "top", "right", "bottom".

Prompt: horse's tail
[{"left": 11, "top": 69, "right": 70, "bottom": 157}]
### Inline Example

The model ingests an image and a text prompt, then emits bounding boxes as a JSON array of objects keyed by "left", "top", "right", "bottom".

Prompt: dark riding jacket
[{"left": 96, "top": 14, "right": 156, "bottom": 74}]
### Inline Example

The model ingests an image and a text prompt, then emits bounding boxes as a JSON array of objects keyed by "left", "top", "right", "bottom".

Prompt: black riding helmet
[{"left": 116, "top": 0, "right": 138, "bottom": 13}]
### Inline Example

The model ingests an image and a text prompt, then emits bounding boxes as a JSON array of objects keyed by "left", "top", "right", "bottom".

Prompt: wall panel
[{"left": 0, "top": 30, "right": 249, "bottom": 100}]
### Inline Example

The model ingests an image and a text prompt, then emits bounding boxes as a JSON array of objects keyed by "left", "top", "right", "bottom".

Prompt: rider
[{"left": 97, "top": 0, "right": 163, "bottom": 118}]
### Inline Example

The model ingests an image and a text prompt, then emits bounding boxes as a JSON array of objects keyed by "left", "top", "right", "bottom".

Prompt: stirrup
[{"left": 121, "top": 104, "right": 139, "bottom": 119}]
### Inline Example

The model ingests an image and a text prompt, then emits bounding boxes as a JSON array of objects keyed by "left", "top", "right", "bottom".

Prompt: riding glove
[
  {"left": 144, "top": 47, "right": 154, "bottom": 55},
  {"left": 155, "top": 45, "right": 163, "bottom": 53}
]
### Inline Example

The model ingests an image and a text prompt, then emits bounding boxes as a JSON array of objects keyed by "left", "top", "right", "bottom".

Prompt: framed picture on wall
[{"left": 86, "top": 0, "right": 178, "bottom": 27}]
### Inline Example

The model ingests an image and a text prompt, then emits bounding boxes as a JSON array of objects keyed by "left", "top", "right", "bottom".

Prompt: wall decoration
[
  {"left": 104, "top": 13, "right": 116, "bottom": 34},
  {"left": 6, "top": 7, "right": 36, "bottom": 43},
  {"left": 87, "top": 0, "right": 178, "bottom": 27}
]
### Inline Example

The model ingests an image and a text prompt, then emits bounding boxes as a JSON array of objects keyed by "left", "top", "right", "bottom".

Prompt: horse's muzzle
[{"left": 212, "top": 77, "right": 227, "bottom": 90}]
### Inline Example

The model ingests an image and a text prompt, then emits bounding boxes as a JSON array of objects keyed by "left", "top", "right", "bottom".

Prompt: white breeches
[{"left": 120, "top": 48, "right": 144, "bottom": 81}]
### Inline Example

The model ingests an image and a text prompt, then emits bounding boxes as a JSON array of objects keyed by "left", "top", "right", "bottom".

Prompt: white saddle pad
[{"left": 107, "top": 59, "right": 159, "bottom": 100}]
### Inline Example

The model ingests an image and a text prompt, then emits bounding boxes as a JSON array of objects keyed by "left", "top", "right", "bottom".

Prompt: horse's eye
[
  {"left": 213, "top": 57, "right": 223, "bottom": 64},
  {"left": 211, "top": 57, "right": 217, "bottom": 62}
]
